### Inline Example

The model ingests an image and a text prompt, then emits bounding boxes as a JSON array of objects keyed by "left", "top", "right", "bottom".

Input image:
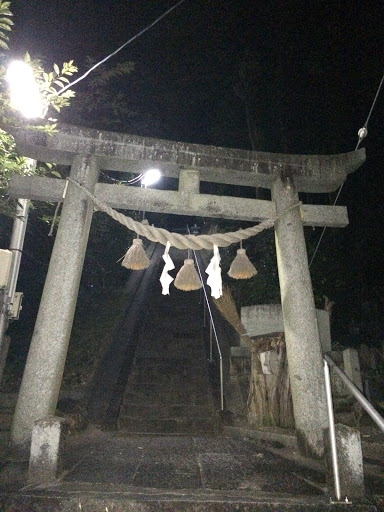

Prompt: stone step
[
  {"left": 122, "top": 390, "right": 211, "bottom": 406},
  {"left": 119, "top": 404, "right": 214, "bottom": 420},
  {"left": 128, "top": 369, "right": 208, "bottom": 384},
  {"left": 0, "top": 489, "right": 376, "bottom": 512},
  {"left": 117, "top": 281, "right": 218, "bottom": 435},
  {"left": 117, "top": 416, "right": 218, "bottom": 435},
  {"left": 135, "top": 351, "right": 207, "bottom": 363},
  {"left": 132, "top": 357, "right": 206, "bottom": 369},
  {"left": 124, "top": 375, "right": 209, "bottom": 387},
  {"left": 137, "top": 337, "right": 206, "bottom": 346},
  {"left": 127, "top": 363, "right": 210, "bottom": 378}
]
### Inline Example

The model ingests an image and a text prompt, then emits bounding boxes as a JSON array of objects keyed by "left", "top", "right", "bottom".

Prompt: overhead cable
[
  {"left": 309, "top": 72, "right": 384, "bottom": 269},
  {"left": 58, "top": 0, "right": 188, "bottom": 95}
]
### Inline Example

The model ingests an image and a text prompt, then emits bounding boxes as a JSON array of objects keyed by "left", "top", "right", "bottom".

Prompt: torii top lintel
[{"left": 13, "top": 123, "right": 365, "bottom": 193}]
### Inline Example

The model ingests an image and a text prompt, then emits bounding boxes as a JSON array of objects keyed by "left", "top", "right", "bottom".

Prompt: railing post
[
  {"left": 209, "top": 320, "right": 213, "bottom": 363},
  {"left": 192, "top": 250, "right": 224, "bottom": 411},
  {"left": 323, "top": 358, "right": 341, "bottom": 501}
]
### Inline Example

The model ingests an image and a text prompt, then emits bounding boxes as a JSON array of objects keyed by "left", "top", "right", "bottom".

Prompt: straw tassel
[
  {"left": 174, "top": 258, "right": 202, "bottom": 291},
  {"left": 228, "top": 247, "right": 257, "bottom": 279},
  {"left": 121, "top": 238, "right": 150, "bottom": 270}
]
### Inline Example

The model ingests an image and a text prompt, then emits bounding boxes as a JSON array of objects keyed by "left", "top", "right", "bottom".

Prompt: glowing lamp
[
  {"left": 6, "top": 61, "right": 46, "bottom": 119},
  {"left": 141, "top": 168, "right": 161, "bottom": 187}
]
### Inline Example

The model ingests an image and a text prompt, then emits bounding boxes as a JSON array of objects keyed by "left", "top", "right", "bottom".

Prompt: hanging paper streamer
[
  {"left": 206, "top": 244, "right": 222, "bottom": 299},
  {"left": 121, "top": 238, "right": 150, "bottom": 270},
  {"left": 174, "top": 258, "right": 202, "bottom": 291},
  {"left": 228, "top": 247, "right": 257, "bottom": 279},
  {"left": 160, "top": 241, "right": 175, "bottom": 295}
]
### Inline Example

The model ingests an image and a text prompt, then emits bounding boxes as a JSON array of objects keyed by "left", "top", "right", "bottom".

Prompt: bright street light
[
  {"left": 141, "top": 168, "right": 161, "bottom": 187},
  {"left": 6, "top": 61, "right": 46, "bottom": 119}
]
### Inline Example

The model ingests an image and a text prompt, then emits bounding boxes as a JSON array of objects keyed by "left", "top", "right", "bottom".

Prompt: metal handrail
[
  {"left": 192, "top": 249, "right": 224, "bottom": 411},
  {"left": 323, "top": 358, "right": 341, "bottom": 501},
  {"left": 323, "top": 353, "right": 384, "bottom": 502},
  {"left": 324, "top": 354, "right": 384, "bottom": 433}
]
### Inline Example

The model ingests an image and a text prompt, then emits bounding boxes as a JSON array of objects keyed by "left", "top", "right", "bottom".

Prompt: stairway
[{"left": 117, "top": 283, "right": 219, "bottom": 435}]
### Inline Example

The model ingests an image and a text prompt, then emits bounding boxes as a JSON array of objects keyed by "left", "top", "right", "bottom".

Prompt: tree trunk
[{"left": 247, "top": 333, "right": 294, "bottom": 428}]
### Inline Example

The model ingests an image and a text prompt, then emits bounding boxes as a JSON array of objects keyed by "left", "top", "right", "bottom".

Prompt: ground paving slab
[{"left": 0, "top": 429, "right": 381, "bottom": 511}]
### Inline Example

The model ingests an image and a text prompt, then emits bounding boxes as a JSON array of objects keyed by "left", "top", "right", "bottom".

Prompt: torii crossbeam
[{"left": 8, "top": 123, "right": 365, "bottom": 458}]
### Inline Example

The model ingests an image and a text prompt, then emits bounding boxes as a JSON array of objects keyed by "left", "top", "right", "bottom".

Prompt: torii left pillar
[{"left": 11, "top": 155, "right": 99, "bottom": 453}]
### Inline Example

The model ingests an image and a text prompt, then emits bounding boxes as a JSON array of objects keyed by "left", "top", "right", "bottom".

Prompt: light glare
[
  {"left": 141, "top": 168, "right": 161, "bottom": 187},
  {"left": 6, "top": 61, "right": 46, "bottom": 119}
]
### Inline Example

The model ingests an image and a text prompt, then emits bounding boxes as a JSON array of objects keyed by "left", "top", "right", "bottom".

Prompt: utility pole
[{"left": 0, "top": 198, "right": 29, "bottom": 384}]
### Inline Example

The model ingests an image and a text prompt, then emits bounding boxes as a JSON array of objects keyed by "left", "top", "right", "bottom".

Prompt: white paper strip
[
  {"left": 206, "top": 244, "right": 222, "bottom": 299},
  {"left": 260, "top": 351, "right": 273, "bottom": 375},
  {"left": 160, "top": 241, "right": 175, "bottom": 295}
]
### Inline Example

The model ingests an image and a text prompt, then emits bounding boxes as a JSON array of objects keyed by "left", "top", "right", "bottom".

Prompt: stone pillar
[
  {"left": 272, "top": 176, "right": 328, "bottom": 458},
  {"left": 28, "top": 416, "right": 66, "bottom": 484},
  {"left": 343, "top": 348, "right": 363, "bottom": 392},
  {"left": 178, "top": 169, "right": 200, "bottom": 194},
  {"left": 326, "top": 424, "right": 365, "bottom": 498},
  {"left": 11, "top": 155, "right": 99, "bottom": 453}
]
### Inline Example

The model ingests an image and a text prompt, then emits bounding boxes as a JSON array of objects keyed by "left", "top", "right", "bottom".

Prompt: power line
[
  {"left": 100, "top": 171, "right": 144, "bottom": 185},
  {"left": 58, "top": 0, "right": 188, "bottom": 95},
  {"left": 309, "top": 72, "right": 384, "bottom": 269},
  {"left": 356, "top": 73, "right": 384, "bottom": 150}
]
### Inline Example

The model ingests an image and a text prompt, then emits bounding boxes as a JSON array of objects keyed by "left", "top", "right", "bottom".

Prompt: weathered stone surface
[
  {"left": 241, "top": 304, "right": 332, "bottom": 352},
  {"left": 28, "top": 415, "right": 66, "bottom": 484},
  {"left": 8, "top": 123, "right": 366, "bottom": 465},
  {"left": 316, "top": 310, "right": 332, "bottom": 352},
  {"left": 11, "top": 155, "right": 100, "bottom": 453},
  {"left": 325, "top": 424, "right": 365, "bottom": 499},
  {"left": 9, "top": 175, "right": 349, "bottom": 227},
  {"left": 272, "top": 177, "right": 328, "bottom": 458},
  {"left": 231, "top": 346, "right": 251, "bottom": 358},
  {"left": 11, "top": 123, "right": 365, "bottom": 192},
  {"left": 0, "top": 494, "right": 377, "bottom": 512},
  {"left": 117, "top": 282, "right": 218, "bottom": 435},
  {"left": 343, "top": 348, "right": 363, "bottom": 393},
  {"left": 1, "top": 432, "right": 377, "bottom": 511}
]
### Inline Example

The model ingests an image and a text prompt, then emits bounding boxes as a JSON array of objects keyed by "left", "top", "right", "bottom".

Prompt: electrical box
[
  {"left": 10, "top": 292, "right": 23, "bottom": 320},
  {"left": 0, "top": 249, "right": 13, "bottom": 288}
]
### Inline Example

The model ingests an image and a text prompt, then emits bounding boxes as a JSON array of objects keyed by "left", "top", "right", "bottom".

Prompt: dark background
[{"left": 4, "top": 0, "right": 384, "bottom": 349}]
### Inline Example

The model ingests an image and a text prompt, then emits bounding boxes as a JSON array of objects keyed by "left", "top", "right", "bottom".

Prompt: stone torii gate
[{"left": 8, "top": 123, "right": 365, "bottom": 458}]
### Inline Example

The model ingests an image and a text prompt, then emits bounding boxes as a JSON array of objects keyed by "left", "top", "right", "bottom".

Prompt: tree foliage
[
  {"left": 0, "top": 1, "right": 77, "bottom": 215},
  {"left": 61, "top": 57, "right": 135, "bottom": 131},
  {"left": 0, "top": 0, "right": 12, "bottom": 51}
]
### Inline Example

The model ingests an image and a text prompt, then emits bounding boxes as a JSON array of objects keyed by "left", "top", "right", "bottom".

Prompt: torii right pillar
[{"left": 272, "top": 174, "right": 328, "bottom": 458}]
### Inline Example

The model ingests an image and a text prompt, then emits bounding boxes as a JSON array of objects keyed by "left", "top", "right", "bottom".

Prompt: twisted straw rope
[{"left": 69, "top": 179, "right": 299, "bottom": 250}]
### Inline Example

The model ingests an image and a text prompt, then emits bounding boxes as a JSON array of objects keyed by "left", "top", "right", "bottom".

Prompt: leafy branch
[
  {"left": 0, "top": 1, "right": 77, "bottom": 215},
  {"left": 0, "top": 0, "right": 13, "bottom": 51}
]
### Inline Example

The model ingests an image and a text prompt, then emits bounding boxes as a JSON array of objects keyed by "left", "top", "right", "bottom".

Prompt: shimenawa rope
[{"left": 68, "top": 178, "right": 300, "bottom": 251}]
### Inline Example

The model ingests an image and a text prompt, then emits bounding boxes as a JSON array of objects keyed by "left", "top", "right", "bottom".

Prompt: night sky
[
  {"left": 10, "top": 1, "right": 383, "bottom": 148},
  {"left": 5, "top": 0, "right": 384, "bottom": 342}
]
